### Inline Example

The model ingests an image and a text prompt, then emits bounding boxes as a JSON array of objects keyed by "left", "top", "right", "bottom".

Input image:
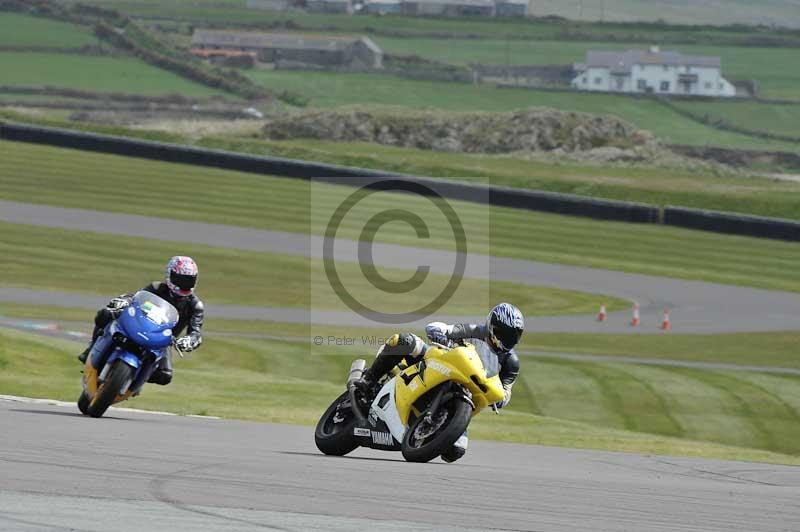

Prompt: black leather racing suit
[{"left": 89, "top": 282, "right": 205, "bottom": 385}]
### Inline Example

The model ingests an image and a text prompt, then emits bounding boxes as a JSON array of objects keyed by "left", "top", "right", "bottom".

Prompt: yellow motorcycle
[{"left": 315, "top": 340, "right": 505, "bottom": 462}]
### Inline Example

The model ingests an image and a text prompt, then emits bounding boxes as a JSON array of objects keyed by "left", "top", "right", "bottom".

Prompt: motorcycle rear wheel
[
  {"left": 401, "top": 397, "right": 471, "bottom": 463},
  {"left": 87, "top": 360, "right": 133, "bottom": 418},
  {"left": 315, "top": 391, "right": 359, "bottom": 456}
]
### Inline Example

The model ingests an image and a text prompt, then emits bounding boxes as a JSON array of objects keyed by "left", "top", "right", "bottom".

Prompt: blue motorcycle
[{"left": 78, "top": 291, "right": 179, "bottom": 418}]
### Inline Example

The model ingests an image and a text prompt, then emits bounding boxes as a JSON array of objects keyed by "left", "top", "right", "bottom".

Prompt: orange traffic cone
[
  {"left": 597, "top": 304, "right": 607, "bottom": 322},
  {"left": 630, "top": 303, "right": 641, "bottom": 327},
  {"left": 661, "top": 307, "right": 671, "bottom": 331}
]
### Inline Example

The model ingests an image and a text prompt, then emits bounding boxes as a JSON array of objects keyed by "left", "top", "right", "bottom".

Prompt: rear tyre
[
  {"left": 315, "top": 391, "right": 359, "bottom": 456},
  {"left": 87, "top": 361, "right": 133, "bottom": 418},
  {"left": 401, "top": 397, "right": 472, "bottom": 463}
]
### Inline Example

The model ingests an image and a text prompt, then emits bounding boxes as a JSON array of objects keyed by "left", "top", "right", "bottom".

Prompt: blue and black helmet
[{"left": 487, "top": 303, "right": 524, "bottom": 351}]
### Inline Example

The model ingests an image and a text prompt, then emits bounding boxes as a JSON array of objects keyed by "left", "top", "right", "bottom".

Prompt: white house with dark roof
[{"left": 572, "top": 47, "right": 736, "bottom": 97}]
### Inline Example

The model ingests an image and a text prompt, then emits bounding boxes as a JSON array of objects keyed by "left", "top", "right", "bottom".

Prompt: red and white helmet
[{"left": 165, "top": 256, "right": 198, "bottom": 297}]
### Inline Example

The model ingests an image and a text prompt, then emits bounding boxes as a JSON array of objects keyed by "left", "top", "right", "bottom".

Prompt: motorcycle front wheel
[
  {"left": 87, "top": 360, "right": 133, "bottom": 418},
  {"left": 401, "top": 397, "right": 471, "bottom": 463},
  {"left": 315, "top": 391, "right": 359, "bottom": 456},
  {"left": 77, "top": 391, "right": 90, "bottom": 415}
]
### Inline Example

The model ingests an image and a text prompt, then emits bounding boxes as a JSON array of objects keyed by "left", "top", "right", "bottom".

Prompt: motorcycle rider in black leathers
[
  {"left": 78, "top": 256, "right": 204, "bottom": 386},
  {"left": 356, "top": 303, "right": 524, "bottom": 463}
]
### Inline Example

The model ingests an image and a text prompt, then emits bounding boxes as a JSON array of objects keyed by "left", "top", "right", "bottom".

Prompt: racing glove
[
  {"left": 174, "top": 335, "right": 200, "bottom": 352},
  {"left": 107, "top": 297, "right": 130, "bottom": 311},
  {"left": 425, "top": 321, "right": 452, "bottom": 346},
  {"left": 494, "top": 386, "right": 512, "bottom": 409},
  {"left": 106, "top": 296, "right": 130, "bottom": 318}
]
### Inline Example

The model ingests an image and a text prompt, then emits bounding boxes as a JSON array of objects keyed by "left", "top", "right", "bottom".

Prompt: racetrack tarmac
[
  {"left": 1, "top": 200, "right": 799, "bottom": 334},
  {"left": 1, "top": 398, "right": 798, "bottom": 532}
]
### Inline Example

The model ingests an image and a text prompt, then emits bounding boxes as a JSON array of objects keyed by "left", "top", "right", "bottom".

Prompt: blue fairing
[
  {"left": 117, "top": 292, "right": 178, "bottom": 349},
  {"left": 86, "top": 291, "right": 178, "bottom": 397},
  {"left": 110, "top": 349, "right": 142, "bottom": 369}
]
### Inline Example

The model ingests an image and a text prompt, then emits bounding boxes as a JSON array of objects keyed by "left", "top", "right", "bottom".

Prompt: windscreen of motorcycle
[
  {"left": 118, "top": 291, "right": 179, "bottom": 349},
  {"left": 471, "top": 339, "right": 501, "bottom": 378}
]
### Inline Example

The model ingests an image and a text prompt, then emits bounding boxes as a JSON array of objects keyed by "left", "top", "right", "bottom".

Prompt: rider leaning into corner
[
  {"left": 78, "top": 256, "right": 205, "bottom": 386},
  {"left": 355, "top": 302, "right": 524, "bottom": 463}
]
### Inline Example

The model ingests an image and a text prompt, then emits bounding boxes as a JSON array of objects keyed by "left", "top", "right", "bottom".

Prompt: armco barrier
[
  {"left": 0, "top": 121, "right": 660, "bottom": 224},
  {"left": 664, "top": 206, "right": 800, "bottom": 242},
  {"left": 0, "top": 122, "right": 395, "bottom": 179}
]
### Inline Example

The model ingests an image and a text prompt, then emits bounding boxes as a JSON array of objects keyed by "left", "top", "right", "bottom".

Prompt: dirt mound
[{"left": 262, "top": 108, "right": 655, "bottom": 154}]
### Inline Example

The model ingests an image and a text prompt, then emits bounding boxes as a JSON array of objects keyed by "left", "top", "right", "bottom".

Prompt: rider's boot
[
  {"left": 78, "top": 325, "right": 103, "bottom": 363},
  {"left": 147, "top": 353, "right": 173, "bottom": 386},
  {"left": 441, "top": 433, "right": 468, "bottom": 463}
]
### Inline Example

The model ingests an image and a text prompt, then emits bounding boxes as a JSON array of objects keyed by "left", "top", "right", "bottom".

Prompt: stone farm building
[
  {"left": 191, "top": 30, "right": 383, "bottom": 69},
  {"left": 572, "top": 47, "right": 736, "bottom": 97},
  {"left": 494, "top": 0, "right": 527, "bottom": 17},
  {"left": 306, "top": 0, "right": 354, "bottom": 14},
  {"left": 400, "top": 0, "right": 495, "bottom": 17}
]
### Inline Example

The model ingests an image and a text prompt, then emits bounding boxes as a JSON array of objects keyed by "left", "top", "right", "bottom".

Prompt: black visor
[
  {"left": 170, "top": 271, "right": 197, "bottom": 290},
  {"left": 490, "top": 319, "right": 522, "bottom": 350}
]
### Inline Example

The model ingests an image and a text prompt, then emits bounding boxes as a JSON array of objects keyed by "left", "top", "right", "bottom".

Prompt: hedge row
[
  {"left": 0, "top": 85, "right": 207, "bottom": 104},
  {"left": 657, "top": 98, "right": 800, "bottom": 144}
]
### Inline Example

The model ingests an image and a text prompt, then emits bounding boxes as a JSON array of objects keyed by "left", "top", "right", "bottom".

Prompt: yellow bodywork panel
[{"left": 393, "top": 344, "right": 505, "bottom": 425}]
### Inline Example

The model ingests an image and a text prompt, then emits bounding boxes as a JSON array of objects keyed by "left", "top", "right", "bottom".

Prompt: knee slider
[{"left": 149, "top": 368, "right": 172, "bottom": 386}]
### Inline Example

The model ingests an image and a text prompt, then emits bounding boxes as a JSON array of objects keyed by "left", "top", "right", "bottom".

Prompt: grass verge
[
  {"left": 1, "top": 325, "right": 798, "bottom": 465},
  {"left": 526, "top": 332, "right": 800, "bottom": 369},
  {"left": 1, "top": 138, "right": 799, "bottom": 293}
]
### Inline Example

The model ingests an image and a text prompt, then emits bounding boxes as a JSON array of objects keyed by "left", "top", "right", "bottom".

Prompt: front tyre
[
  {"left": 401, "top": 397, "right": 472, "bottom": 463},
  {"left": 315, "top": 391, "right": 359, "bottom": 456},
  {"left": 77, "top": 391, "right": 90, "bottom": 415},
  {"left": 87, "top": 360, "right": 133, "bottom": 418}
]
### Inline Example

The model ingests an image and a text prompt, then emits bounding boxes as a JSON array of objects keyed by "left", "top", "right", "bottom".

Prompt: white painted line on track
[{"left": 0, "top": 394, "right": 221, "bottom": 419}]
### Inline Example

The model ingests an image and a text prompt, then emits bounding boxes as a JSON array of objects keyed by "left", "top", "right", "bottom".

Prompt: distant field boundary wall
[
  {"left": 657, "top": 98, "right": 800, "bottom": 144},
  {"left": 495, "top": 83, "right": 800, "bottom": 106},
  {"left": 2, "top": 121, "right": 799, "bottom": 241}
]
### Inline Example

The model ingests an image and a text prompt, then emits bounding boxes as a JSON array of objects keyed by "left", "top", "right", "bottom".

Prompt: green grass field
[
  {"left": 2, "top": 139, "right": 799, "bottom": 293},
  {"left": 531, "top": 0, "right": 800, "bottom": 29},
  {"left": 0, "top": 52, "right": 226, "bottom": 97},
  {"left": 0, "top": 12, "right": 97, "bottom": 48},
  {"left": 245, "top": 71, "right": 800, "bottom": 153},
  {"left": 526, "top": 332, "right": 800, "bottom": 369},
  {"left": 2, "top": 325, "right": 799, "bottom": 463},
  {"left": 80, "top": 0, "right": 800, "bottom": 39}
]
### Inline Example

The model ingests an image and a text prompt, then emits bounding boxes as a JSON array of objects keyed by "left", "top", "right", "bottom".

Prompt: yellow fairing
[{"left": 393, "top": 344, "right": 505, "bottom": 425}]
